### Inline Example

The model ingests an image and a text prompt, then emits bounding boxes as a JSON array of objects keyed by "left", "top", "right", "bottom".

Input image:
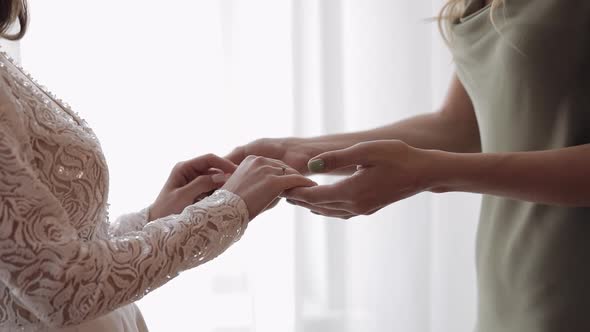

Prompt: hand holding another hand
[
  {"left": 150, "top": 139, "right": 429, "bottom": 223},
  {"left": 151, "top": 152, "right": 317, "bottom": 222},
  {"left": 150, "top": 154, "right": 237, "bottom": 221},
  {"left": 284, "top": 140, "right": 432, "bottom": 219},
  {"left": 222, "top": 155, "right": 317, "bottom": 219},
  {"left": 226, "top": 137, "right": 346, "bottom": 175}
]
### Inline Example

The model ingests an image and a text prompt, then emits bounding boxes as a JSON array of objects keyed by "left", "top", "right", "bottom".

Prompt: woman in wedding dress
[{"left": 0, "top": 1, "right": 315, "bottom": 331}]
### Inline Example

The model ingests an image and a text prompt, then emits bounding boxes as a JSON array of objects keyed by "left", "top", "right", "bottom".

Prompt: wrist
[
  {"left": 422, "top": 150, "right": 502, "bottom": 195},
  {"left": 420, "top": 149, "right": 464, "bottom": 194}
]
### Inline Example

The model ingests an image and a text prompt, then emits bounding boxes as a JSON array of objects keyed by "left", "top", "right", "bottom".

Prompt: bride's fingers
[
  {"left": 168, "top": 154, "right": 237, "bottom": 189},
  {"left": 283, "top": 184, "right": 347, "bottom": 205},
  {"left": 263, "top": 197, "right": 282, "bottom": 212},
  {"left": 286, "top": 199, "right": 353, "bottom": 219},
  {"left": 256, "top": 165, "right": 295, "bottom": 177},
  {"left": 181, "top": 174, "right": 225, "bottom": 199},
  {"left": 206, "top": 168, "right": 225, "bottom": 175},
  {"left": 274, "top": 174, "right": 317, "bottom": 190},
  {"left": 260, "top": 160, "right": 315, "bottom": 179},
  {"left": 185, "top": 154, "right": 238, "bottom": 175},
  {"left": 259, "top": 157, "right": 302, "bottom": 174},
  {"left": 265, "top": 165, "right": 294, "bottom": 176}
]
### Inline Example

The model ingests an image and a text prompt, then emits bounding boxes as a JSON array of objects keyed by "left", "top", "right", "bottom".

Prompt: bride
[{"left": 0, "top": 1, "right": 315, "bottom": 331}]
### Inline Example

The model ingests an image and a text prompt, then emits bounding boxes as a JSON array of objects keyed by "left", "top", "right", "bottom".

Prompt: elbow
[
  {"left": 22, "top": 272, "right": 106, "bottom": 328},
  {"left": 6, "top": 243, "right": 114, "bottom": 329}
]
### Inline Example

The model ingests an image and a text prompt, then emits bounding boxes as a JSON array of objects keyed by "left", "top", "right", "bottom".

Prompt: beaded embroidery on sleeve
[{"left": 0, "top": 50, "right": 249, "bottom": 330}]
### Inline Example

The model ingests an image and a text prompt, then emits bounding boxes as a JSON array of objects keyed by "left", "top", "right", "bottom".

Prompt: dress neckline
[
  {"left": 0, "top": 47, "right": 88, "bottom": 129},
  {"left": 460, "top": 0, "right": 492, "bottom": 23}
]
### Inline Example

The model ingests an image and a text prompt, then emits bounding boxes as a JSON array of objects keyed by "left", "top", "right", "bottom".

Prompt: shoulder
[
  {"left": 0, "top": 67, "right": 28, "bottom": 150},
  {"left": 510, "top": 0, "right": 590, "bottom": 19}
]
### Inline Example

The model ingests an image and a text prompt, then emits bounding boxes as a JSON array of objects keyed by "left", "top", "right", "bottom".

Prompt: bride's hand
[
  {"left": 222, "top": 156, "right": 317, "bottom": 219},
  {"left": 149, "top": 154, "right": 238, "bottom": 221}
]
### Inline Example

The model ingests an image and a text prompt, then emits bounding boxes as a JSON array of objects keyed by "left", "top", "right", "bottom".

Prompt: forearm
[
  {"left": 301, "top": 111, "right": 481, "bottom": 153},
  {"left": 427, "top": 144, "right": 590, "bottom": 207},
  {"left": 109, "top": 208, "right": 150, "bottom": 236},
  {"left": 302, "top": 75, "right": 480, "bottom": 155}
]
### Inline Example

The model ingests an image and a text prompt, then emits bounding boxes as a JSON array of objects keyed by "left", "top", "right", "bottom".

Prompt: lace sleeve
[
  {"left": 109, "top": 208, "right": 150, "bottom": 236},
  {"left": 0, "top": 121, "right": 249, "bottom": 328}
]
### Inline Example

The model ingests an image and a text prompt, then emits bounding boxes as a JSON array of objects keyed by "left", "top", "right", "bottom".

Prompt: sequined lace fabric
[{"left": 0, "top": 51, "right": 249, "bottom": 331}]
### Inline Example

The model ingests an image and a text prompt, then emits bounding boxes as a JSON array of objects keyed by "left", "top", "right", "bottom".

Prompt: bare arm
[
  {"left": 282, "top": 141, "right": 590, "bottom": 220},
  {"left": 228, "top": 75, "right": 481, "bottom": 174},
  {"left": 306, "top": 75, "right": 480, "bottom": 153},
  {"left": 427, "top": 145, "right": 590, "bottom": 206}
]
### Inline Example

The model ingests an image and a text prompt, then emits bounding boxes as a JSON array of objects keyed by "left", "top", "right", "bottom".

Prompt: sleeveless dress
[
  {"left": 450, "top": 1, "right": 590, "bottom": 331},
  {"left": 0, "top": 50, "right": 249, "bottom": 331}
]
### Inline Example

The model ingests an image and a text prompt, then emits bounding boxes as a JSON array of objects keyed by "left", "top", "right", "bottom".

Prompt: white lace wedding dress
[{"left": 0, "top": 50, "right": 250, "bottom": 332}]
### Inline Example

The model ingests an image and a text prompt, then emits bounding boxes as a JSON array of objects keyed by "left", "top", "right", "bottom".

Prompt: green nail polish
[{"left": 308, "top": 159, "right": 325, "bottom": 173}]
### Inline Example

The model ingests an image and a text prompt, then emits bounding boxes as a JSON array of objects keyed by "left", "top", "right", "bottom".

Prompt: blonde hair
[
  {"left": 438, "top": 0, "right": 505, "bottom": 42},
  {"left": 0, "top": 0, "right": 28, "bottom": 41}
]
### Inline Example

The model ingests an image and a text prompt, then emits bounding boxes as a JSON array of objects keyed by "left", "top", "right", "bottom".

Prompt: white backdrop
[{"left": 10, "top": 1, "right": 480, "bottom": 331}]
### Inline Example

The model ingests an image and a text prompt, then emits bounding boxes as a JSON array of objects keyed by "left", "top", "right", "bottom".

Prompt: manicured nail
[
  {"left": 212, "top": 173, "right": 226, "bottom": 183},
  {"left": 308, "top": 159, "right": 325, "bottom": 173}
]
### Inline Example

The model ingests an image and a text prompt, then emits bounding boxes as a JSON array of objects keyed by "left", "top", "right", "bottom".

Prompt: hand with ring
[{"left": 222, "top": 156, "right": 317, "bottom": 219}]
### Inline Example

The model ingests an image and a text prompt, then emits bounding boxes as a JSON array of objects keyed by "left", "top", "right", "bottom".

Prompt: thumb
[
  {"left": 307, "top": 144, "right": 370, "bottom": 173},
  {"left": 182, "top": 174, "right": 226, "bottom": 198}
]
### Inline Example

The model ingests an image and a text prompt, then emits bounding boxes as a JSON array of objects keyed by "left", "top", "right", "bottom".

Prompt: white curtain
[{"left": 13, "top": 1, "right": 480, "bottom": 331}]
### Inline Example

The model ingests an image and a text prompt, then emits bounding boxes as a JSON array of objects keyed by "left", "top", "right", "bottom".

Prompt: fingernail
[
  {"left": 212, "top": 173, "right": 226, "bottom": 183},
  {"left": 308, "top": 159, "right": 325, "bottom": 173}
]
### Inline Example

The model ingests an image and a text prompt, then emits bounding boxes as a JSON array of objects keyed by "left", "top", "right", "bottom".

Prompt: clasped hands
[{"left": 150, "top": 139, "right": 434, "bottom": 222}]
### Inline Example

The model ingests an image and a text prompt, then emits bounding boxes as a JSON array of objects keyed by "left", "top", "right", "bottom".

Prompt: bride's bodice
[{"left": 0, "top": 52, "right": 110, "bottom": 241}]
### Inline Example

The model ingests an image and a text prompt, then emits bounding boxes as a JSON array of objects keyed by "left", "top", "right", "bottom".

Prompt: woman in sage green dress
[{"left": 231, "top": 0, "right": 590, "bottom": 331}]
